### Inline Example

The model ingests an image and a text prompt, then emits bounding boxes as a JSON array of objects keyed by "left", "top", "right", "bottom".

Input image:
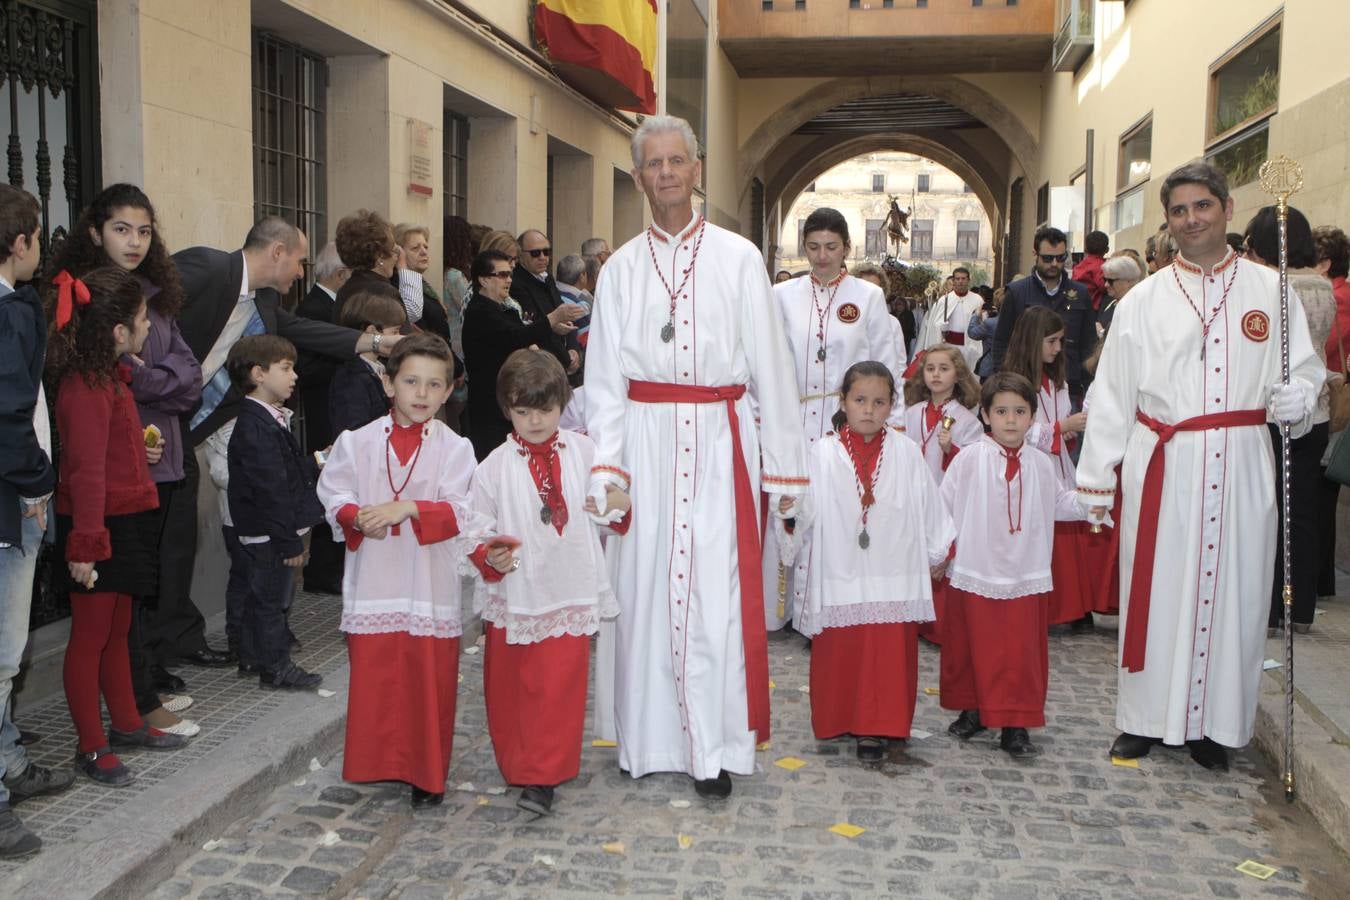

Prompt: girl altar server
[
  {"left": 785, "top": 361, "right": 954, "bottom": 762},
  {"left": 316, "top": 334, "right": 477, "bottom": 809},
  {"left": 1001, "top": 307, "right": 1100, "bottom": 630},
  {"left": 902, "top": 344, "right": 982, "bottom": 645},
  {"left": 763, "top": 207, "right": 903, "bottom": 632},
  {"left": 469, "top": 349, "right": 627, "bottom": 816},
  {"left": 939, "top": 373, "right": 1096, "bottom": 759}
]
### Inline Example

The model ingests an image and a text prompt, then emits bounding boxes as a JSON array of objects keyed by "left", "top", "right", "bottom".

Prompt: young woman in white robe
[
  {"left": 467, "top": 349, "right": 624, "bottom": 817},
  {"left": 785, "top": 362, "right": 954, "bottom": 762},
  {"left": 760, "top": 209, "right": 903, "bottom": 633},
  {"left": 316, "top": 336, "right": 476, "bottom": 808}
]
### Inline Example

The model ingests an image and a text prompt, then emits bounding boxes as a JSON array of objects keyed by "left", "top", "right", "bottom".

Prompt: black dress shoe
[
  {"left": 259, "top": 662, "right": 322, "bottom": 691},
  {"left": 517, "top": 784, "right": 555, "bottom": 815},
  {"left": 1000, "top": 727, "right": 1039, "bottom": 759},
  {"left": 1110, "top": 732, "right": 1159, "bottom": 759},
  {"left": 150, "top": 665, "right": 187, "bottom": 693},
  {"left": 948, "top": 710, "right": 986, "bottom": 741},
  {"left": 110, "top": 723, "right": 189, "bottom": 751},
  {"left": 73, "top": 747, "right": 133, "bottom": 787},
  {"left": 182, "top": 646, "right": 236, "bottom": 668},
  {"left": 410, "top": 786, "right": 443, "bottom": 808},
  {"left": 1187, "top": 738, "right": 1229, "bottom": 771},
  {"left": 856, "top": 736, "right": 886, "bottom": 762},
  {"left": 3, "top": 763, "right": 75, "bottom": 804},
  {"left": 694, "top": 770, "right": 732, "bottom": 798}
]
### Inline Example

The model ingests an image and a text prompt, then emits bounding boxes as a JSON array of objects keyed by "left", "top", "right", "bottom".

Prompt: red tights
[{"left": 64, "top": 592, "right": 144, "bottom": 753}]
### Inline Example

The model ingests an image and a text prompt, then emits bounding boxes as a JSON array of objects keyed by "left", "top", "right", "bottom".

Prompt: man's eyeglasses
[
  {"left": 526, "top": 247, "right": 552, "bottom": 258},
  {"left": 1039, "top": 253, "right": 1068, "bottom": 263},
  {"left": 485, "top": 270, "right": 513, "bottom": 280}
]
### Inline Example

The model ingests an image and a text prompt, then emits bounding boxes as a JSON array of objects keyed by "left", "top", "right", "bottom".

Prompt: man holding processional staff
[{"left": 1077, "top": 160, "right": 1323, "bottom": 773}]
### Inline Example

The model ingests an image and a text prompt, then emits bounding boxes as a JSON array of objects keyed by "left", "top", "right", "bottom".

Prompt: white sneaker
[
  {"left": 159, "top": 693, "right": 194, "bottom": 713},
  {"left": 158, "top": 717, "right": 201, "bottom": 738}
]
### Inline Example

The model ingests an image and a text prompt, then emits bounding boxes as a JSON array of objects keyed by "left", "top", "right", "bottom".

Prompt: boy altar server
[
  {"left": 317, "top": 334, "right": 477, "bottom": 808},
  {"left": 1078, "top": 162, "right": 1322, "bottom": 771},
  {"left": 469, "top": 349, "right": 628, "bottom": 817}
]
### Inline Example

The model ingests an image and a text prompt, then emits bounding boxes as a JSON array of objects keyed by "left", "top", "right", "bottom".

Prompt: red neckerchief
[
  {"left": 999, "top": 441, "right": 1023, "bottom": 534},
  {"left": 512, "top": 431, "right": 568, "bottom": 534},
  {"left": 840, "top": 425, "right": 884, "bottom": 503},
  {"left": 389, "top": 419, "right": 423, "bottom": 466},
  {"left": 923, "top": 401, "right": 942, "bottom": 432}
]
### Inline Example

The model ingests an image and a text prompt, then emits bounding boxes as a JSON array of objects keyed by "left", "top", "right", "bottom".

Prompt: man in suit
[
  {"left": 295, "top": 241, "right": 350, "bottom": 595},
  {"left": 511, "top": 229, "right": 581, "bottom": 375},
  {"left": 143, "top": 217, "right": 399, "bottom": 676}
]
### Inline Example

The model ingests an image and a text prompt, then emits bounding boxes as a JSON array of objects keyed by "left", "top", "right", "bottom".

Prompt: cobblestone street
[{"left": 157, "top": 622, "right": 1348, "bottom": 899}]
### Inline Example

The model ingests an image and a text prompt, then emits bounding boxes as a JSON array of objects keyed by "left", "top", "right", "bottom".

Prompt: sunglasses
[
  {"left": 1039, "top": 253, "right": 1068, "bottom": 263},
  {"left": 526, "top": 247, "right": 552, "bottom": 258},
  {"left": 485, "top": 270, "right": 513, "bottom": 280}
]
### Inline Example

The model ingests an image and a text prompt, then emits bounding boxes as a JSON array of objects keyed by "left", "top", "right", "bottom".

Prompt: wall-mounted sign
[{"left": 408, "top": 118, "right": 434, "bottom": 197}]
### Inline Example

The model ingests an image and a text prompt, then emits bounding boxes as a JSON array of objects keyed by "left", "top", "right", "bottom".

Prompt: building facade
[{"left": 778, "top": 152, "right": 994, "bottom": 281}]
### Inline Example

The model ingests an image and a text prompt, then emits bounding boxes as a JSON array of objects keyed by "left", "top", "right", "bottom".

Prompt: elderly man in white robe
[
  {"left": 585, "top": 116, "right": 808, "bottom": 798},
  {"left": 1078, "top": 161, "right": 1323, "bottom": 772}
]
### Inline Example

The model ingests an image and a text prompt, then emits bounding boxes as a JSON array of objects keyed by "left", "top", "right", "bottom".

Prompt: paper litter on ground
[
  {"left": 911, "top": 729, "right": 932, "bottom": 740},
  {"left": 318, "top": 831, "right": 341, "bottom": 847},
  {"left": 476, "top": 796, "right": 490, "bottom": 806},
  {"left": 463, "top": 645, "right": 480, "bottom": 655},
  {"left": 1236, "top": 860, "right": 1278, "bottom": 880},
  {"left": 591, "top": 738, "right": 617, "bottom": 747},
  {"left": 483, "top": 786, "right": 507, "bottom": 795},
  {"left": 1262, "top": 658, "right": 1283, "bottom": 670},
  {"left": 308, "top": 757, "right": 323, "bottom": 771},
  {"left": 774, "top": 756, "right": 807, "bottom": 771},
  {"left": 1111, "top": 756, "right": 1140, "bottom": 769},
  {"left": 829, "top": 823, "right": 866, "bottom": 838},
  {"left": 670, "top": 799, "right": 691, "bottom": 809},
  {"left": 677, "top": 834, "right": 693, "bottom": 849},
  {"left": 768, "top": 680, "right": 777, "bottom": 689},
  {"left": 923, "top": 687, "right": 940, "bottom": 696},
  {"left": 201, "top": 839, "right": 224, "bottom": 851},
  {"left": 797, "top": 685, "right": 810, "bottom": 694},
  {"left": 316, "top": 688, "right": 336, "bottom": 698},
  {"left": 533, "top": 854, "right": 556, "bottom": 867},
  {"left": 602, "top": 841, "right": 626, "bottom": 855},
  {"left": 756, "top": 741, "right": 771, "bottom": 751},
  {"left": 455, "top": 782, "right": 476, "bottom": 792}
]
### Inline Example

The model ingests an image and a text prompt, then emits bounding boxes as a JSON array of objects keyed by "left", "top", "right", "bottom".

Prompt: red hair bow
[{"left": 53, "top": 270, "right": 91, "bottom": 330}]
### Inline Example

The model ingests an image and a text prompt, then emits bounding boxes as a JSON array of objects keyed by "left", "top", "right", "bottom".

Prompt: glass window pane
[
  {"left": 1207, "top": 124, "right": 1269, "bottom": 188},
  {"left": 1213, "top": 26, "right": 1280, "bottom": 138},
  {"left": 1118, "top": 120, "right": 1152, "bottom": 191}
]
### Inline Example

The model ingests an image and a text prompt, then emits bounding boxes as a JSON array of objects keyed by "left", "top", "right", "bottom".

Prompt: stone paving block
[{"left": 278, "top": 865, "right": 340, "bottom": 894}]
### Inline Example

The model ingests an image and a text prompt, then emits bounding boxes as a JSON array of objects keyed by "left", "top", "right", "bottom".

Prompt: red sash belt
[
  {"left": 941, "top": 330, "right": 966, "bottom": 346},
  {"left": 1122, "top": 407, "right": 1267, "bottom": 672},
  {"left": 626, "top": 380, "right": 770, "bottom": 741}
]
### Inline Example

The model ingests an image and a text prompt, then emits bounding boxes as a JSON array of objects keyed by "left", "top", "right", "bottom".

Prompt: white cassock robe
[
  {"left": 1027, "top": 379, "right": 1077, "bottom": 486},
  {"left": 585, "top": 214, "right": 809, "bottom": 780},
  {"left": 915, "top": 291, "right": 985, "bottom": 371},
  {"left": 790, "top": 432, "right": 953, "bottom": 637},
  {"left": 901, "top": 401, "right": 985, "bottom": 485},
  {"left": 761, "top": 273, "right": 903, "bottom": 630},
  {"left": 1077, "top": 251, "right": 1323, "bottom": 747}
]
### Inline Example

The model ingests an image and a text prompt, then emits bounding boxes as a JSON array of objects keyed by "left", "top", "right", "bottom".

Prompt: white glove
[
  {"left": 1269, "top": 382, "right": 1307, "bottom": 425},
  {"left": 586, "top": 476, "right": 626, "bottom": 526},
  {"left": 769, "top": 493, "right": 799, "bottom": 521}
]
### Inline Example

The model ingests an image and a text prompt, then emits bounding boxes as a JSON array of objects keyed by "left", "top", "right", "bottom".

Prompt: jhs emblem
[
  {"left": 1242, "top": 310, "right": 1270, "bottom": 342},
  {"left": 836, "top": 302, "right": 861, "bottom": 324}
]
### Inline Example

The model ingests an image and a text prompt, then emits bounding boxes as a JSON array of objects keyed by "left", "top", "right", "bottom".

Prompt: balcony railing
[{"left": 1052, "top": 0, "right": 1094, "bottom": 71}]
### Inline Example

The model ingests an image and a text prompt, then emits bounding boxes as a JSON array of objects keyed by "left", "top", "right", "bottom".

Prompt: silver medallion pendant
[
  {"left": 816, "top": 347, "right": 827, "bottom": 362},
  {"left": 540, "top": 505, "right": 553, "bottom": 525},
  {"left": 660, "top": 322, "right": 675, "bottom": 343},
  {"left": 858, "top": 529, "right": 870, "bottom": 550}
]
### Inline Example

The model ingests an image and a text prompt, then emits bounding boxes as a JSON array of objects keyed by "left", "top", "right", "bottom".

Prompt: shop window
[{"left": 1205, "top": 16, "right": 1280, "bottom": 187}]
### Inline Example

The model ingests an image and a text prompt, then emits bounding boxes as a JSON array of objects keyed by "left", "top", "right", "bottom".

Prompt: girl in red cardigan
[{"left": 47, "top": 266, "right": 188, "bottom": 786}]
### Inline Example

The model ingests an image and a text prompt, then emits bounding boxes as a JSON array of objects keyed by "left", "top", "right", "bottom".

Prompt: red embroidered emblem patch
[
  {"left": 1242, "top": 310, "right": 1270, "bottom": 342},
  {"left": 837, "top": 302, "right": 861, "bottom": 324}
]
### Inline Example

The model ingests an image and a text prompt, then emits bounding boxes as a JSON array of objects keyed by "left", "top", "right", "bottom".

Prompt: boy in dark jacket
[{"left": 225, "top": 335, "right": 325, "bottom": 690}]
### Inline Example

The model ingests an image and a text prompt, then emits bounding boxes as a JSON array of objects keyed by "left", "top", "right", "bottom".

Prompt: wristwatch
[{"left": 371, "top": 333, "right": 383, "bottom": 355}]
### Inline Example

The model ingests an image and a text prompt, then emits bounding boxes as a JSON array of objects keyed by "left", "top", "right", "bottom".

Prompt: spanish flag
[{"left": 533, "top": 0, "right": 657, "bottom": 114}]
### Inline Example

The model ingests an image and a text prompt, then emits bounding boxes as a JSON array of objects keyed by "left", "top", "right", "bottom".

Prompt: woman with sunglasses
[
  {"left": 462, "top": 249, "right": 581, "bottom": 460},
  {"left": 1096, "top": 254, "right": 1145, "bottom": 336}
]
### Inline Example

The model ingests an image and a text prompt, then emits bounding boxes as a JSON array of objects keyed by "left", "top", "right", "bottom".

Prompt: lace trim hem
[
  {"left": 949, "top": 572, "right": 1053, "bottom": 600},
  {"left": 482, "top": 597, "right": 616, "bottom": 645},
  {"left": 798, "top": 600, "right": 934, "bottom": 637},
  {"left": 341, "top": 611, "right": 462, "bottom": 639}
]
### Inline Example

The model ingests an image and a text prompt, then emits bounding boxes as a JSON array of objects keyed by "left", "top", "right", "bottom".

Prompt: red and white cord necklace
[
  {"left": 646, "top": 217, "right": 706, "bottom": 342},
  {"left": 809, "top": 273, "right": 843, "bottom": 362},
  {"left": 842, "top": 425, "right": 885, "bottom": 549},
  {"left": 513, "top": 433, "right": 563, "bottom": 526},
  {"left": 1172, "top": 258, "right": 1238, "bottom": 361},
  {"left": 1001, "top": 446, "right": 1024, "bottom": 535},
  {"left": 384, "top": 429, "right": 425, "bottom": 536}
]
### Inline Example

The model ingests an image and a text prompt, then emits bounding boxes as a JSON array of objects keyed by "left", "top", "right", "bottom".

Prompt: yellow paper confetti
[
  {"left": 677, "top": 833, "right": 693, "bottom": 849},
  {"left": 774, "top": 756, "right": 807, "bottom": 771},
  {"left": 602, "top": 841, "right": 626, "bottom": 855},
  {"left": 1110, "top": 756, "right": 1140, "bottom": 769},
  {"left": 1236, "top": 860, "right": 1278, "bottom": 880},
  {"left": 476, "top": 796, "right": 490, "bottom": 806},
  {"left": 923, "top": 687, "right": 940, "bottom": 696},
  {"left": 768, "top": 680, "right": 777, "bottom": 689},
  {"left": 591, "top": 739, "right": 617, "bottom": 748},
  {"left": 829, "top": 823, "right": 866, "bottom": 838},
  {"left": 756, "top": 741, "right": 771, "bottom": 751},
  {"left": 458, "top": 673, "right": 464, "bottom": 684}
]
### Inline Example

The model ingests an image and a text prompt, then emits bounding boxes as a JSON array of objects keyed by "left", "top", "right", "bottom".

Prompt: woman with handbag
[{"left": 1243, "top": 207, "right": 1336, "bottom": 634}]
